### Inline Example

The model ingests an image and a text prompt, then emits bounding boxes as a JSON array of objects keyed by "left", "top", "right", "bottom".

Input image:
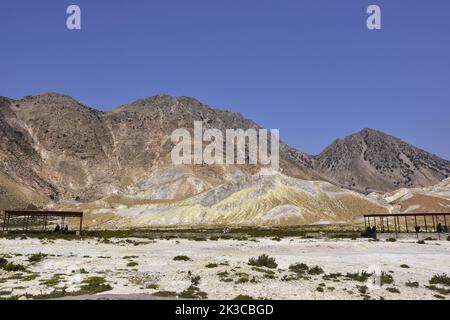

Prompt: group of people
[
  {"left": 436, "top": 223, "right": 448, "bottom": 233},
  {"left": 54, "top": 224, "right": 69, "bottom": 234},
  {"left": 365, "top": 226, "right": 377, "bottom": 235}
]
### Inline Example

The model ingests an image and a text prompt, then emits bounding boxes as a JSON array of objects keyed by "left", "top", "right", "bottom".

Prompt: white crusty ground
[{"left": 0, "top": 237, "right": 449, "bottom": 300}]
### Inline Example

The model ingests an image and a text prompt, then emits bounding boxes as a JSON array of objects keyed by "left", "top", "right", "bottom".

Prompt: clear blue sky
[{"left": 1, "top": 0, "right": 449, "bottom": 159}]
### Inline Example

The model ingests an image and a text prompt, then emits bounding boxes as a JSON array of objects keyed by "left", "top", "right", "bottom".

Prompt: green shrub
[
  {"left": 429, "top": 274, "right": 450, "bottom": 286},
  {"left": 289, "top": 263, "right": 309, "bottom": 274},
  {"left": 3, "top": 263, "right": 27, "bottom": 272},
  {"left": 358, "top": 285, "right": 368, "bottom": 294},
  {"left": 425, "top": 285, "right": 450, "bottom": 295},
  {"left": 179, "top": 286, "right": 208, "bottom": 299},
  {"left": 248, "top": 254, "right": 277, "bottom": 269},
  {"left": 386, "top": 287, "right": 400, "bottom": 294},
  {"left": 405, "top": 281, "right": 419, "bottom": 288},
  {"left": 234, "top": 294, "right": 254, "bottom": 300},
  {"left": 79, "top": 277, "right": 112, "bottom": 294},
  {"left": 146, "top": 283, "right": 159, "bottom": 289},
  {"left": 191, "top": 275, "right": 201, "bottom": 286},
  {"left": 127, "top": 261, "right": 139, "bottom": 267},
  {"left": 122, "top": 255, "right": 138, "bottom": 259},
  {"left": 308, "top": 266, "right": 324, "bottom": 275},
  {"left": 346, "top": 271, "right": 372, "bottom": 282},
  {"left": 322, "top": 273, "right": 343, "bottom": 280},
  {"left": 205, "top": 263, "right": 218, "bottom": 268},
  {"left": 400, "top": 264, "right": 410, "bottom": 269},
  {"left": 173, "top": 255, "right": 192, "bottom": 261},
  {"left": 0, "top": 257, "right": 8, "bottom": 268},
  {"left": 28, "top": 253, "right": 47, "bottom": 263},
  {"left": 386, "top": 238, "right": 396, "bottom": 242},
  {"left": 380, "top": 272, "right": 394, "bottom": 285},
  {"left": 152, "top": 291, "right": 177, "bottom": 297}
]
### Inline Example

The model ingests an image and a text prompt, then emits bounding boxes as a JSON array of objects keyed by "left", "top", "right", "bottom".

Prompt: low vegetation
[
  {"left": 173, "top": 255, "right": 192, "bottom": 261},
  {"left": 27, "top": 253, "right": 47, "bottom": 263},
  {"left": 233, "top": 294, "right": 255, "bottom": 300},
  {"left": 386, "top": 287, "right": 400, "bottom": 294},
  {"left": 405, "top": 281, "right": 419, "bottom": 288},
  {"left": 248, "top": 254, "right": 277, "bottom": 269},
  {"left": 429, "top": 274, "right": 450, "bottom": 286},
  {"left": 179, "top": 286, "right": 208, "bottom": 299},
  {"left": 346, "top": 271, "right": 372, "bottom": 282},
  {"left": 2, "top": 263, "right": 27, "bottom": 272},
  {"left": 205, "top": 263, "right": 218, "bottom": 268}
]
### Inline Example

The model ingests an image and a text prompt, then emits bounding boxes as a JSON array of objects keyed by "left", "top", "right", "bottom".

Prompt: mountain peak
[{"left": 315, "top": 128, "right": 450, "bottom": 193}]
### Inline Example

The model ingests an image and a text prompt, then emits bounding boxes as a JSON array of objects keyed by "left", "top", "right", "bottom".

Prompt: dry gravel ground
[{"left": 0, "top": 237, "right": 449, "bottom": 300}]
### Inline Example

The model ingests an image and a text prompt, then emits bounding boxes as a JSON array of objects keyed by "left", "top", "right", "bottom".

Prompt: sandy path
[{"left": 0, "top": 237, "right": 449, "bottom": 300}]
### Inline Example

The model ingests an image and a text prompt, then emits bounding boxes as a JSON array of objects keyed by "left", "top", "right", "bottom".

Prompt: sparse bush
[
  {"left": 308, "top": 266, "right": 324, "bottom": 275},
  {"left": 3, "top": 263, "right": 27, "bottom": 272},
  {"left": 80, "top": 276, "right": 112, "bottom": 294},
  {"left": 400, "top": 264, "right": 410, "bottom": 269},
  {"left": 0, "top": 257, "right": 7, "bottom": 268},
  {"left": 234, "top": 294, "right": 254, "bottom": 300},
  {"left": 386, "top": 287, "right": 400, "bottom": 294},
  {"left": 248, "top": 254, "right": 277, "bottom": 269},
  {"left": 429, "top": 274, "right": 450, "bottom": 286},
  {"left": 179, "top": 286, "right": 208, "bottom": 299},
  {"left": 40, "top": 275, "right": 62, "bottom": 287},
  {"left": 152, "top": 291, "right": 177, "bottom": 297},
  {"left": 127, "top": 261, "right": 139, "bottom": 267},
  {"left": 380, "top": 272, "right": 394, "bottom": 285},
  {"left": 289, "top": 263, "right": 309, "bottom": 274},
  {"left": 28, "top": 253, "right": 47, "bottom": 263},
  {"left": 281, "top": 274, "right": 299, "bottom": 282},
  {"left": 316, "top": 286, "right": 324, "bottom": 292},
  {"left": 190, "top": 275, "right": 201, "bottom": 286},
  {"left": 358, "top": 285, "right": 368, "bottom": 294},
  {"left": 323, "top": 273, "right": 343, "bottom": 280},
  {"left": 346, "top": 271, "right": 372, "bottom": 282},
  {"left": 235, "top": 272, "right": 250, "bottom": 284},
  {"left": 173, "top": 255, "right": 192, "bottom": 261},
  {"left": 386, "top": 238, "right": 396, "bottom": 242},
  {"left": 417, "top": 240, "right": 426, "bottom": 244},
  {"left": 205, "top": 263, "right": 218, "bottom": 268},
  {"left": 405, "top": 281, "right": 419, "bottom": 288},
  {"left": 425, "top": 285, "right": 450, "bottom": 295}
]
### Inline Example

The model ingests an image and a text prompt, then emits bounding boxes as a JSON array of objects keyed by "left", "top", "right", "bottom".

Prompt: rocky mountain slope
[
  {"left": 1, "top": 93, "right": 449, "bottom": 226},
  {"left": 0, "top": 93, "right": 320, "bottom": 210},
  {"left": 368, "top": 177, "right": 450, "bottom": 213},
  {"left": 315, "top": 128, "right": 450, "bottom": 193},
  {"left": 55, "top": 169, "right": 388, "bottom": 228}
]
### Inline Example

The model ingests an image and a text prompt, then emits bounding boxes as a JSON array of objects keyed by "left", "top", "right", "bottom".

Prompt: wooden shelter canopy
[
  {"left": 363, "top": 212, "right": 449, "bottom": 234},
  {"left": 2, "top": 210, "right": 83, "bottom": 234},
  {"left": 364, "top": 213, "right": 450, "bottom": 218},
  {"left": 4, "top": 210, "right": 83, "bottom": 218}
]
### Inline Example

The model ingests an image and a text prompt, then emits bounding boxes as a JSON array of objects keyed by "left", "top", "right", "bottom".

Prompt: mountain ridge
[{"left": 1, "top": 93, "right": 449, "bottom": 220}]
